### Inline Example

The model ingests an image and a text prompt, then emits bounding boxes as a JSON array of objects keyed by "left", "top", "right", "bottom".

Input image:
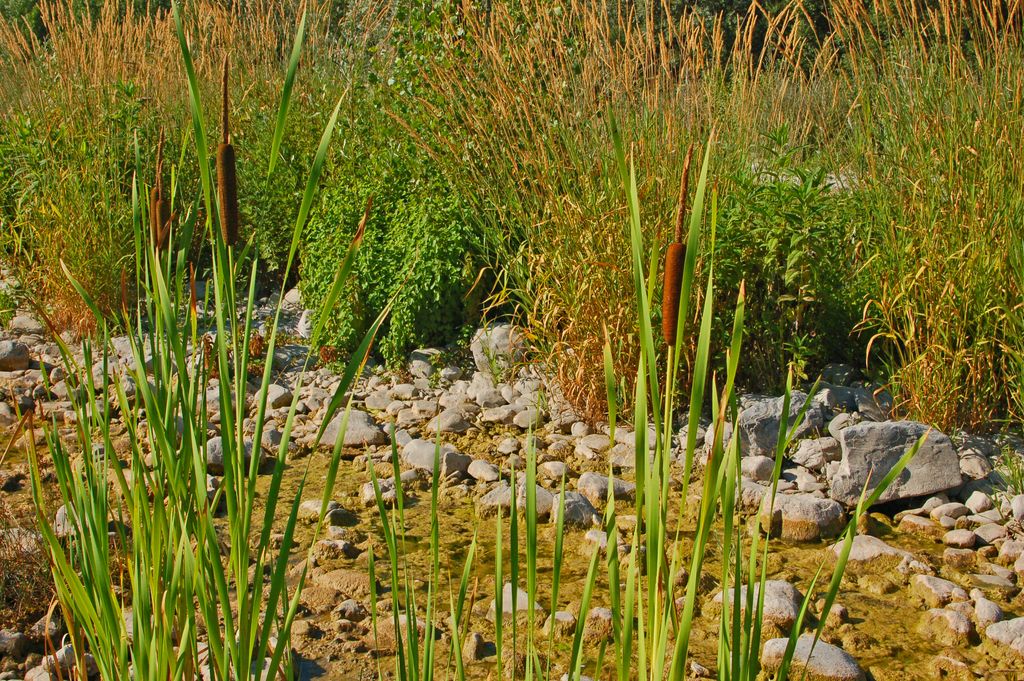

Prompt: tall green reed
[{"left": 26, "top": 3, "right": 386, "bottom": 678}]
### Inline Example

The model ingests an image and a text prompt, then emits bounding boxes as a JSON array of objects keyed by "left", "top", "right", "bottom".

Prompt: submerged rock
[
  {"left": 759, "top": 493, "right": 845, "bottom": 541},
  {"left": 486, "top": 583, "right": 544, "bottom": 622},
  {"left": 576, "top": 472, "right": 635, "bottom": 507}
]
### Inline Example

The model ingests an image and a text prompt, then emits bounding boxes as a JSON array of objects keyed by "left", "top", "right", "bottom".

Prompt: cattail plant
[
  {"left": 217, "top": 54, "right": 239, "bottom": 247},
  {"left": 661, "top": 144, "right": 692, "bottom": 348}
]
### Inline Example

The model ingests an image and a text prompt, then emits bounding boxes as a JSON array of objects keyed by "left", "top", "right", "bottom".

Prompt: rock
[
  {"left": 943, "top": 548, "right": 976, "bottom": 571},
  {"left": 468, "top": 459, "right": 500, "bottom": 482},
  {"left": 899, "top": 514, "right": 944, "bottom": 539},
  {"left": 542, "top": 611, "right": 577, "bottom": 637},
  {"left": 576, "top": 472, "right": 635, "bottom": 507},
  {"left": 401, "top": 439, "right": 471, "bottom": 477},
  {"left": 426, "top": 409, "right": 472, "bottom": 434},
  {"left": 959, "top": 454, "right": 992, "bottom": 480},
  {"left": 791, "top": 437, "right": 841, "bottom": 471},
  {"left": 9, "top": 314, "right": 45, "bottom": 335},
  {"left": 408, "top": 348, "right": 440, "bottom": 379},
  {"left": 999, "top": 540, "right": 1024, "bottom": 563},
  {"left": 761, "top": 635, "right": 865, "bottom": 681},
  {"left": 1010, "top": 494, "right": 1024, "bottom": 523},
  {"left": 0, "top": 630, "right": 29, "bottom": 659},
  {"left": 930, "top": 502, "right": 970, "bottom": 521},
  {"left": 264, "top": 383, "right": 292, "bottom": 409},
  {"left": 975, "top": 597, "right": 1003, "bottom": 630},
  {"left": 827, "top": 412, "right": 861, "bottom": 440},
  {"left": 974, "top": 523, "right": 1008, "bottom": 545},
  {"left": 462, "top": 632, "right": 492, "bottom": 661},
  {"left": 735, "top": 392, "right": 823, "bottom": 457},
  {"left": 919, "top": 608, "right": 976, "bottom": 646},
  {"left": 584, "top": 607, "right": 613, "bottom": 642},
  {"left": 320, "top": 409, "right": 387, "bottom": 448},
  {"left": 984, "top": 616, "right": 1024, "bottom": 655},
  {"left": 336, "top": 598, "right": 368, "bottom": 622},
  {"left": 759, "top": 493, "right": 845, "bottom": 541},
  {"left": 486, "top": 583, "right": 543, "bottom": 622},
  {"left": 539, "top": 461, "right": 568, "bottom": 481},
  {"left": 205, "top": 436, "right": 261, "bottom": 474},
  {"left": 910, "top": 575, "right": 969, "bottom": 608},
  {"left": 313, "top": 538, "right": 359, "bottom": 562},
  {"left": 512, "top": 407, "right": 544, "bottom": 430},
  {"left": 313, "top": 568, "right": 375, "bottom": 598},
  {"left": 964, "top": 490, "right": 994, "bottom": 514},
  {"left": 478, "top": 480, "right": 554, "bottom": 518},
  {"left": 942, "top": 529, "right": 977, "bottom": 549},
  {"left": 0, "top": 340, "right": 30, "bottom": 371},
  {"left": 712, "top": 580, "right": 804, "bottom": 632},
  {"left": 828, "top": 421, "right": 962, "bottom": 506},
  {"left": 833, "top": 535, "right": 912, "bottom": 568},
  {"left": 471, "top": 325, "right": 523, "bottom": 378},
  {"left": 929, "top": 655, "right": 972, "bottom": 680},
  {"left": 742, "top": 455, "right": 776, "bottom": 482},
  {"left": 26, "top": 666, "right": 58, "bottom": 681},
  {"left": 361, "top": 478, "right": 401, "bottom": 507},
  {"left": 551, "top": 491, "right": 599, "bottom": 528},
  {"left": 43, "top": 645, "right": 97, "bottom": 676}
]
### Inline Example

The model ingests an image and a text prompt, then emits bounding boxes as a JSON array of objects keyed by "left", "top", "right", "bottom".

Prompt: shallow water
[{"left": 4, "top": 429, "right": 1024, "bottom": 679}]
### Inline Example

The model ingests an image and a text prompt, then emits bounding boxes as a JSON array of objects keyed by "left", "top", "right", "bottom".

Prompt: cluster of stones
[{"left": 2, "top": 294, "right": 1024, "bottom": 679}]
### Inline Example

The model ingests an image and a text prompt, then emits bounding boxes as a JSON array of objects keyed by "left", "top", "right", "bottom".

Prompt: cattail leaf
[{"left": 268, "top": 10, "right": 308, "bottom": 177}]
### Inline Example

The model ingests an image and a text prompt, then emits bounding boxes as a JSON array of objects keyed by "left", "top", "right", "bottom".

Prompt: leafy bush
[
  {"left": 715, "top": 130, "right": 865, "bottom": 389},
  {"left": 301, "top": 149, "right": 478, "bottom": 368}
]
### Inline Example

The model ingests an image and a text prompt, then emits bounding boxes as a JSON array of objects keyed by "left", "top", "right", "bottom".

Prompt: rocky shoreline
[{"left": 2, "top": 296, "right": 1024, "bottom": 680}]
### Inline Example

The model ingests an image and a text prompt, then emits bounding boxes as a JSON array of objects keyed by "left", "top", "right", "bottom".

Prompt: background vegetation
[{"left": 1, "top": 0, "right": 1022, "bottom": 433}]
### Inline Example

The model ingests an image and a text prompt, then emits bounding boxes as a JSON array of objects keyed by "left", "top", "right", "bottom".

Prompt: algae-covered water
[{"left": 3, "top": 428, "right": 1024, "bottom": 680}]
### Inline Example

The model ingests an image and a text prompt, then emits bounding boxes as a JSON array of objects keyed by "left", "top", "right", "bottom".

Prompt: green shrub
[
  {"left": 715, "top": 130, "right": 865, "bottom": 389},
  {"left": 301, "top": 149, "right": 478, "bottom": 367}
]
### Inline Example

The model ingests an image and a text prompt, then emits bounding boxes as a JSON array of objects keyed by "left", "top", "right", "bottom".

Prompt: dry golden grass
[{"left": 407, "top": 0, "right": 1024, "bottom": 427}]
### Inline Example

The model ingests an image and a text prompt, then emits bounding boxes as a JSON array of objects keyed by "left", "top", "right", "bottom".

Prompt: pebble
[
  {"left": 712, "top": 580, "right": 803, "bottom": 632},
  {"left": 964, "top": 490, "right": 993, "bottom": 514},
  {"left": 486, "top": 584, "right": 544, "bottom": 622},
  {"left": 930, "top": 502, "right": 970, "bottom": 521},
  {"left": 942, "top": 529, "right": 977, "bottom": 549}
]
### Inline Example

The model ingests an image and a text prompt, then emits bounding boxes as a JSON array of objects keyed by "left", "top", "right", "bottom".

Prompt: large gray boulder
[
  {"left": 736, "top": 392, "right": 823, "bottom": 457},
  {"left": 827, "top": 421, "right": 962, "bottom": 506}
]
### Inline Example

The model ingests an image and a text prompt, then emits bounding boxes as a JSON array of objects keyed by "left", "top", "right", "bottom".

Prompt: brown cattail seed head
[
  {"left": 217, "top": 142, "right": 239, "bottom": 246},
  {"left": 662, "top": 242, "right": 685, "bottom": 346}
]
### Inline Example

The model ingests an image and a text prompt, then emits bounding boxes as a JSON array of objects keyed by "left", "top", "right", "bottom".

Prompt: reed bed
[{"left": 23, "top": 3, "right": 385, "bottom": 677}]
